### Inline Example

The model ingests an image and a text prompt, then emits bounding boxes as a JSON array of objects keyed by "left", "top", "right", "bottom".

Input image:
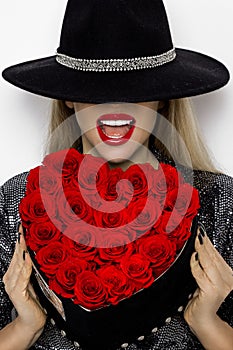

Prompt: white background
[{"left": 0, "top": 0, "right": 232, "bottom": 185}]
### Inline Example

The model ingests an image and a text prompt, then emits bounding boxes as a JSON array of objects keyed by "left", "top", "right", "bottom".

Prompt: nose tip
[
  {"left": 103, "top": 102, "right": 128, "bottom": 107},
  {"left": 106, "top": 102, "right": 130, "bottom": 112}
]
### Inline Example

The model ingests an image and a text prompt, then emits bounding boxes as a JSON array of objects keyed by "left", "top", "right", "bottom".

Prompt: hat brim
[{"left": 2, "top": 48, "right": 230, "bottom": 103}]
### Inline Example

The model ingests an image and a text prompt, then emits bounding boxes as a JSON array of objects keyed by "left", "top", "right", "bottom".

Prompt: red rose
[
  {"left": 93, "top": 205, "right": 127, "bottom": 228},
  {"left": 98, "top": 168, "right": 124, "bottom": 201},
  {"left": 49, "top": 258, "right": 89, "bottom": 298},
  {"left": 167, "top": 217, "right": 193, "bottom": 250},
  {"left": 75, "top": 154, "right": 109, "bottom": 194},
  {"left": 127, "top": 196, "right": 163, "bottom": 235},
  {"left": 97, "top": 265, "right": 134, "bottom": 305},
  {"left": 39, "top": 167, "right": 60, "bottom": 194},
  {"left": 26, "top": 219, "right": 61, "bottom": 251},
  {"left": 97, "top": 231, "right": 135, "bottom": 262},
  {"left": 96, "top": 168, "right": 135, "bottom": 214},
  {"left": 25, "top": 166, "right": 40, "bottom": 195},
  {"left": 149, "top": 164, "right": 168, "bottom": 198},
  {"left": 151, "top": 163, "right": 182, "bottom": 204},
  {"left": 159, "top": 162, "right": 184, "bottom": 188},
  {"left": 156, "top": 210, "right": 184, "bottom": 235},
  {"left": 114, "top": 178, "right": 134, "bottom": 206},
  {"left": 26, "top": 166, "right": 60, "bottom": 196},
  {"left": 122, "top": 164, "right": 148, "bottom": 198},
  {"left": 62, "top": 225, "right": 99, "bottom": 260},
  {"left": 36, "top": 241, "right": 69, "bottom": 276},
  {"left": 137, "top": 234, "right": 176, "bottom": 277},
  {"left": 19, "top": 189, "right": 56, "bottom": 227},
  {"left": 43, "top": 148, "right": 84, "bottom": 179},
  {"left": 166, "top": 183, "right": 200, "bottom": 218},
  {"left": 56, "top": 188, "right": 94, "bottom": 226},
  {"left": 136, "top": 163, "right": 160, "bottom": 197},
  {"left": 120, "top": 253, "right": 154, "bottom": 289},
  {"left": 74, "top": 271, "right": 108, "bottom": 310}
]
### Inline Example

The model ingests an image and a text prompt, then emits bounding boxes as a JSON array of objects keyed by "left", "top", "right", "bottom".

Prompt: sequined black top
[{"left": 0, "top": 147, "right": 233, "bottom": 350}]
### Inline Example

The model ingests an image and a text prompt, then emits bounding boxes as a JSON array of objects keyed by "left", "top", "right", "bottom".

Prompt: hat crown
[{"left": 58, "top": 0, "right": 174, "bottom": 59}]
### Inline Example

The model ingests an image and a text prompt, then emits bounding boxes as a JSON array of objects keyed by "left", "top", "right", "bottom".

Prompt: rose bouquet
[{"left": 19, "top": 148, "right": 200, "bottom": 311}]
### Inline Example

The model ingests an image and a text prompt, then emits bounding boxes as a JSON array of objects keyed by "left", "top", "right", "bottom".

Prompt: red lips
[{"left": 97, "top": 114, "right": 136, "bottom": 146}]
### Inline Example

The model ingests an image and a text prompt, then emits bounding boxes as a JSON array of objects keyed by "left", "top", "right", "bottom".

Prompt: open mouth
[{"left": 97, "top": 114, "right": 136, "bottom": 145}]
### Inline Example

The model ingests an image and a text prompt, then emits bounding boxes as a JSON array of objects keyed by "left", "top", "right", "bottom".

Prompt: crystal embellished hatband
[{"left": 56, "top": 48, "right": 176, "bottom": 72}]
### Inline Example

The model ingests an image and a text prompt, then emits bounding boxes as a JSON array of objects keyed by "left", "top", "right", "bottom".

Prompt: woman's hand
[
  {"left": 184, "top": 225, "right": 233, "bottom": 350},
  {"left": 2, "top": 223, "right": 47, "bottom": 348}
]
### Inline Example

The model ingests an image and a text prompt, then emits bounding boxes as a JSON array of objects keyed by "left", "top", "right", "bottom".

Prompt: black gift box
[{"left": 29, "top": 215, "right": 198, "bottom": 350}]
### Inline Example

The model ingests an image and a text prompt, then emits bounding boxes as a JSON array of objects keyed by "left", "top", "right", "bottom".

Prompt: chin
[
  {"left": 108, "top": 157, "right": 127, "bottom": 164},
  {"left": 95, "top": 143, "right": 140, "bottom": 163}
]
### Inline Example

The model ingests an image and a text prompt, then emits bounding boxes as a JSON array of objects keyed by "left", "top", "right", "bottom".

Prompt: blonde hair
[{"left": 45, "top": 98, "right": 223, "bottom": 174}]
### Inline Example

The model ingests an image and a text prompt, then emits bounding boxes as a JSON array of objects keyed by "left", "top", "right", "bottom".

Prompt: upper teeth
[{"left": 99, "top": 120, "right": 133, "bottom": 126}]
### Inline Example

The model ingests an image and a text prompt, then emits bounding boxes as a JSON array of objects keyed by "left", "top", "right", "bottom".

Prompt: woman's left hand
[{"left": 184, "top": 225, "right": 233, "bottom": 340}]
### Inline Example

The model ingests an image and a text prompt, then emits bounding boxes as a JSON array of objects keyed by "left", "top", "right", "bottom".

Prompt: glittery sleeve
[
  {"left": 216, "top": 182, "right": 233, "bottom": 327},
  {"left": 0, "top": 184, "right": 14, "bottom": 328},
  {"left": 195, "top": 172, "right": 233, "bottom": 329},
  {"left": 0, "top": 173, "right": 29, "bottom": 329}
]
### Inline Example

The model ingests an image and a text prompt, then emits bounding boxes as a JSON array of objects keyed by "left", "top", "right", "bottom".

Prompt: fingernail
[
  {"left": 195, "top": 252, "right": 199, "bottom": 261},
  {"left": 16, "top": 221, "right": 21, "bottom": 232},
  {"left": 22, "top": 226, "right": 27, "bottom": 236},
  {"left": 198, "top": 233, "right": 203, "bottom": 245},
  {"left": 199, "top": 226, "right": 205, "bottom": 238},
  {"left": 17, "top": 232, "right": 21, "bottom": 244},
  {"left": 23, "top": 250, "right": 26, "bottom": 261}
]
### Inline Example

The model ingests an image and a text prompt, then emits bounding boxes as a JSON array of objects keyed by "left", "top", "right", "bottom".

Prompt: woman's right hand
[{"left": 2, "top": 223, "right": 47, "bottom": 346}]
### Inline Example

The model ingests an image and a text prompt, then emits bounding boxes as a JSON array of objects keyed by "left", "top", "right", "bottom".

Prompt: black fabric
[
  {"left": 58, "top": 0, "right": 173, "bottom": 58},
  {"left": 2, "top": 0, "right": 230, "bottom": 103},
  {"left": 29, "top": 216, "right": 198, "bottom": 350}
]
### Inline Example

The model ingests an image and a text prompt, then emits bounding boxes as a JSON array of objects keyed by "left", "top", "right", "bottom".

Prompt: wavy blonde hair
[{"left": 45, "top": 98, "right": 223, "bottom": 174}]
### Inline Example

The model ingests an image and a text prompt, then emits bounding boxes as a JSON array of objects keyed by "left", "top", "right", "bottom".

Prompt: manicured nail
[
  {"left": 22, "top": 226, "right": 27, "bottom": 236},
  {"left": 16, "top": 221, "right": 21, "bottom": 232},
  {"left": 199, "top": 226, "right": 205, "bottom": 238},
  {"left": 17, "top": 232, "right": 21, "bottom": 244},
  {"left": 198, "top": 233, "right": 203, "bottom": 245},
  {"left": 23, "top": 250, "right": 26, "bottom": 261}
]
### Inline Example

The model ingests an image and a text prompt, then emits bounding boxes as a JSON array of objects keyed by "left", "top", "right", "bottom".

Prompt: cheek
[
  {"left": 132, "top": 128, "right": 151, "bottom": 144},
  {"left": 76, "top": 115, "right": 97, "bottom": 134},
  {"left": 134, "top": 117, "right": 156, "bottom": 139},
  {"left": 81, "top": 128, "right": 101, "bottom": 146}
]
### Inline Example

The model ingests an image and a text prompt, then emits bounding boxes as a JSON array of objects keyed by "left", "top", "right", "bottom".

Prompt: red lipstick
[{"left": 97, "top": 114, "right": 135, "bottom": 146}]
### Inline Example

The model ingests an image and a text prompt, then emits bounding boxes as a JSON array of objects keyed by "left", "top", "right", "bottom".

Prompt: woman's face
[{"left": 65, "top": 100, "right": 161, "bottom": 164}]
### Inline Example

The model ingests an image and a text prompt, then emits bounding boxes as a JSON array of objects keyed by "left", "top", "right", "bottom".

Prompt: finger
[
  {"left": 9, "top": 256, "right": 32, "bottom": 311},
  {"left": 7, "top": 222, "right": 24, "bottom": 268},
  {"left": 195, "top": 229, "right": 233, "bottom": 289},
  {"left": 197, "top": 243, "right": 223, "bottom": 283},
  {"left": 15, "top": 222, "right": 24, "bottom": 247},
  {"left": 196, "top": 225, "right": 231, "bottom": 271},
  {"left": 28, "top": 283, "right": 46, "bottom": 312},
  {"left": 190, "top": 251, "right": 213, "bottom": 294},
  {"left": 28, "top": 283, "right": 39, "bottom": 301},
  {"left": 184, "top": 287, "right": 200, "bottom": 310},
  {"left": 4, "top": 251, "right": 32, "bottom": 305},
  {"left": 18, "top": 224, "right": 28, "bottom": 251},
  {"left": 17, "top": 222, "right": 24, "bottom": 235},
  {"left": 3, "top": 239, "right": 25, "bottom": 287},
  {"left": 203, "top": 234, "right": 233, "bottom": 276},
  {"left": 203, "top": 237, "right": 233, "bottom": 289}
]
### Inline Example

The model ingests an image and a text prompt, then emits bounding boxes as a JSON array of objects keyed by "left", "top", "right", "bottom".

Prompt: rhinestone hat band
[{"left": 56, "top": 48, "right": 176, "bottom": 72}]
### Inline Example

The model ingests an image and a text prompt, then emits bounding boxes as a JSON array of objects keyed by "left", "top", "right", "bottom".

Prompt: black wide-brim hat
[{"left": 2, "top": 0, "right": 230, "bottom": 103}]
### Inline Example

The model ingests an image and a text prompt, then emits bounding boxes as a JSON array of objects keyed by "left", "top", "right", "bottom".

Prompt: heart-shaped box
[
  {"left": 28, "top": 215, "right": 198, "bottom": 350},
  {"left": 19, "top": 149, "right": 200, "bottom": 350}
]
